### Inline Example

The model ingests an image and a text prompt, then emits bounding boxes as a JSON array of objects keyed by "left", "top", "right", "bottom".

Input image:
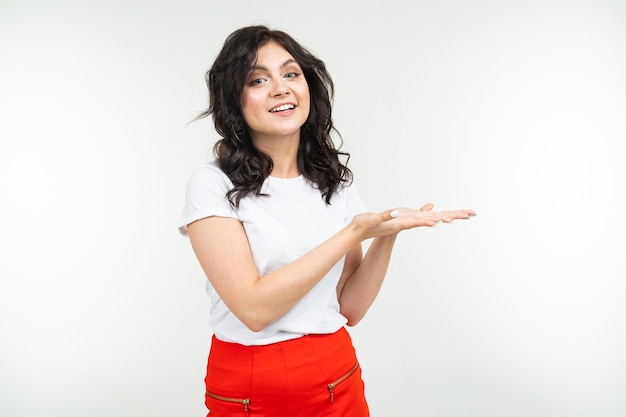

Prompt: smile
[{"left": 269, "top": 104, "right": 296, "bottom": 113}]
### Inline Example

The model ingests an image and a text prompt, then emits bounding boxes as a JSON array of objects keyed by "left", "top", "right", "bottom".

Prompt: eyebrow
[{"left": 251, "top": 59, "right": 299, "bottom": 71}]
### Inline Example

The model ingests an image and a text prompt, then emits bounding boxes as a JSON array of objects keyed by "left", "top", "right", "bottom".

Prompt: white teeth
[{"left": 270, "top": 104, "right": 295, "bottom": 112}]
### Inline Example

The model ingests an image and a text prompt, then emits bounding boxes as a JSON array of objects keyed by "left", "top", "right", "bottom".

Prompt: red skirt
[{"left": 204, "top": 327, "right": 370, "bottom": 417}]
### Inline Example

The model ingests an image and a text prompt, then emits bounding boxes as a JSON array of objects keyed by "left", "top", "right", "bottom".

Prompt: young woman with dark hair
[
  {"left": 197, "top": 25, "right": 349, "bottom": 208},
  {"left": 179, "top": 25, "right": 475, "bottom": 417}
]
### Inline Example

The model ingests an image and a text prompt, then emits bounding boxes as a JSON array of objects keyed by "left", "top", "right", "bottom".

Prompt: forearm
[
  {"left": 338, "top": 234, "right": 398, "bottom": 326},
  {"left": 192, "top": 206, "right": 472, "bottom": 332},
  {"left": 238, "top": 222, "right": 366, "bottom": 331}
]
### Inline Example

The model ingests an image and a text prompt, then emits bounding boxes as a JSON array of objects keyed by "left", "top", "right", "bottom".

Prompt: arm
[
  {"left": 188, "top": 204, "right": 474, "bottom": 332},
  {"left": 188, "top": 214, "right": 370, "bottom": 332},
  {"left": 336, "top": 203, "right": 475, "bottom": 326},
  {"left": 337, "top": 235, "right": 397, "bottom": 326}
]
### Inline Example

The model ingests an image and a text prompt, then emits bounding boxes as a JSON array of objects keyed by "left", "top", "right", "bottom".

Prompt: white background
[{"left": 1, "top": 0, "right": 625, "bottom": 416}]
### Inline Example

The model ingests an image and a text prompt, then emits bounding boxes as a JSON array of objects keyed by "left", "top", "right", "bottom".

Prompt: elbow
[
  {"left": 244, "top": 320, "right": 268, "bottom": 333},
  {"left": 341, "top": 307, "right": 366, "bottom": 327},
  {"left": 237, "top": 311, "right": 275, "bottom": 333},
  {"left": 345, "top": 317, "right": 362, "bottom": 327},
  {"left": 228, "top": 292, "right": 288, "bottom": 332},
  {"left": 227, "top": 294, "right": 278, "bottom": 332}
]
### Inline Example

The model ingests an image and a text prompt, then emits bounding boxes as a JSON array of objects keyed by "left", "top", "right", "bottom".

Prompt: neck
[{"left": 252, "top": 132, "right": 301, "bottom": 178}]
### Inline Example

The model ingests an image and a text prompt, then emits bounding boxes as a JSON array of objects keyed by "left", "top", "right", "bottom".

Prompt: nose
[{"left": 270, "top": 78, "right": 290, "bottom": 97}]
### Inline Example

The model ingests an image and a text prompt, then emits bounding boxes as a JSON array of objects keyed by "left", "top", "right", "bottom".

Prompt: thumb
[{"left": 419, "top": 203, "right": 434, "bottom": 212}]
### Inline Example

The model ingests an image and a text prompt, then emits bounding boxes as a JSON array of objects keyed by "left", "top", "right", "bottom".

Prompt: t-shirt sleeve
[{"left": 178, "top": 163, "right": 239, "bottom": 236}]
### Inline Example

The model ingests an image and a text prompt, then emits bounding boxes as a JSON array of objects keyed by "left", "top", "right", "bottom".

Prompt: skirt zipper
[
  {"left": 327, "top": 361, "right": 359, "bottom": 402},
  {"left": 205, "top": 391, "right": 250, "bottom": 416}
]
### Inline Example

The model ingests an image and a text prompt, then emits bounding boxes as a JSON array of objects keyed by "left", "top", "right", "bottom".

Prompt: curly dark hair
[{"left": 196, "top": 25, "right": 352, "bottom": 208}]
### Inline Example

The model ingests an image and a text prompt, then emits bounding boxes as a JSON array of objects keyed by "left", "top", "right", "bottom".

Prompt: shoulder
[
  {"left": 189, "top": 161, "right": 230, "bottom": 181},
  {"left": 179, "top": 161, "right": 238, "bottom": 235},
  {"left": 186, "top": 161, "right": 233, "bottom": 191}
]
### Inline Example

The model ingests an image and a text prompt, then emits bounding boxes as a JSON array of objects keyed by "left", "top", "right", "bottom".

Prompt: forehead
[{"left": 254, "top": 41, "right": 298, "bottom": 66}]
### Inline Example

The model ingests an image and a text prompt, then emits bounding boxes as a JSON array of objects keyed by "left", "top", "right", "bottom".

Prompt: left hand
[
  {"left": 390, "top": 203, "right": 476, "bottom": 226},
  {"left": 350, "top": 203, "right": 476, "bottom": 240}
]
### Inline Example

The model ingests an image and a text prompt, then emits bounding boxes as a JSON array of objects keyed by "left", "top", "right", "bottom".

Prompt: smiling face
[{"left": 241, "top": 41, "right": 310, "bottom": 146}]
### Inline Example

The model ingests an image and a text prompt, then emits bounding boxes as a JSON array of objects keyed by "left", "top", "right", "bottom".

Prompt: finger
[
  {"left": 444, "top": 210, "right": 475, "bottom": 221},
  {"left": 458, "top": 209, "right": 476, "bottom": 217},
  {"left": 459, "top": 210, "right": 476, "bottom": 219}
]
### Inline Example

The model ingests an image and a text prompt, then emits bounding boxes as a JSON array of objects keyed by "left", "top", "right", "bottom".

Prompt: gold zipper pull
[
  {"left": 243, "top": 399, "right": 250, "bottom": 416},
  {"left": 327, "top": 362, "right": 359, "bottom": 403}
]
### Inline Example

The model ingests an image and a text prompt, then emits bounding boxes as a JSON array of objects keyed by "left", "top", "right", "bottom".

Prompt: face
[{"left": 241, "top": 41, "right": 310, "bottom": 144}]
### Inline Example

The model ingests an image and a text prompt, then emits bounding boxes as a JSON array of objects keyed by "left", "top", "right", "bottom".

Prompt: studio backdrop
[{"left": 1, "top": 1, "right": 625, "bottom": 416}]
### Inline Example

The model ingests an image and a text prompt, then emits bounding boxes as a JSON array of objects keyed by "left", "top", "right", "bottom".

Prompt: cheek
[
  {"left": 298, "top": 86, "right": 311, "bottom": 115},
  {"left": 240, "top": 95, "right": 260, "bottom": 122},
  {"left": 302, "top": 94, "right": 311, "bottom": 119},
  {"left": 241, "top": 87, "right": 261, "bottom": 107}
]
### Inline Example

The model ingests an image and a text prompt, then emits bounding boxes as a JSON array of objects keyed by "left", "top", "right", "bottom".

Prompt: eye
[
  {"left": 249, "top": 77, "right": 267, "bottom": 85},
  {"left": 283, "top": 72, "right": 300, "bottom": 79}
]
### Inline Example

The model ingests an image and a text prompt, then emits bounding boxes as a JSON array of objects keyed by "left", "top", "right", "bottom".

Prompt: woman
[{"left": 179, "top": 25, "right": 475, "bottom": 417}]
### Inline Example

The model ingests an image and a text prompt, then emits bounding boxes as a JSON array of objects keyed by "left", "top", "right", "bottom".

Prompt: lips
[{"left": 269, "top": 103, "right": 296, "bottom": 113}]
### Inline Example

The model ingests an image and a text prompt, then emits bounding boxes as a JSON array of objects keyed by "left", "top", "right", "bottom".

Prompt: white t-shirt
[{"left": 179, "top": 162, "right": 367, "bottom": 346}]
